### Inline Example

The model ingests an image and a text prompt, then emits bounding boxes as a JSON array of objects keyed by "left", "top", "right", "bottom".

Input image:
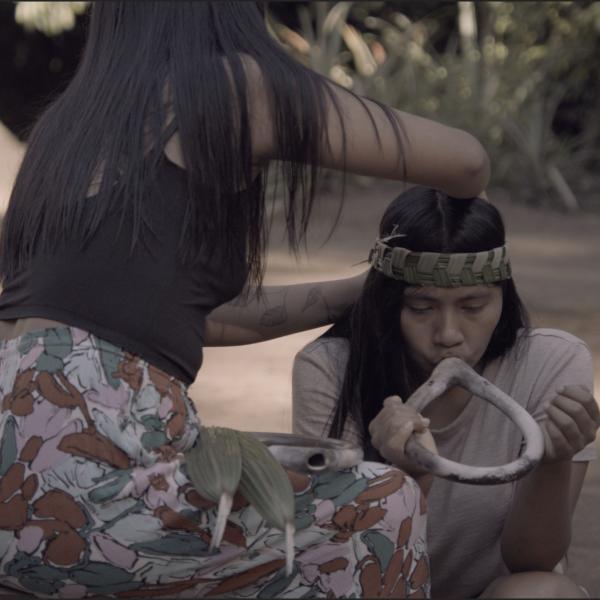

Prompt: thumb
[
  {"left": 383, "top": 395, "right": 403, "bottom": 408},
  {"left": 414, "top": 417, "right": 431, "bottom": 432}
]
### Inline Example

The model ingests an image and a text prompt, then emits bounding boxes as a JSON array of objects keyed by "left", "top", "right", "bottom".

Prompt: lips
[
  {"left": 431, "top": 354, "right": 467, "bottom": 367},
  {"left": 433, "top": 353, "right": 463, "bottom": 361}
]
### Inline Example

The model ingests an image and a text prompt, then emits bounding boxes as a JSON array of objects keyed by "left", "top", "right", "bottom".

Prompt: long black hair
[
  {"left": 0, "top": 1, "right": 405, "bottom": 287},
  {"left": 326, "top": 186, "right": 530, "bottom": 446}
]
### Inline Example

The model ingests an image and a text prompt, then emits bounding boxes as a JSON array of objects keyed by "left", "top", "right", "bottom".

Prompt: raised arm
[
  {"left": 317, "top": 87, "right": 490, "bottom": 199},
  {"left": 246, "top": 57, "right": 490, "bottom": 199}
]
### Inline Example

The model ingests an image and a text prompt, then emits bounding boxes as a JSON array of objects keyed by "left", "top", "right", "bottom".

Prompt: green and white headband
[{"left": 368, "top": 234, "right": 512, "bottom": 287}]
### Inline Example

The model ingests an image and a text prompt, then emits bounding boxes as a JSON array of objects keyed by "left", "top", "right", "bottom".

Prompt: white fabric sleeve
[
  {"left": 291, "top": 339, "right": 361, "bottom": 446},
  {"left": 523, "top": 331, "right": 597, "bottom": 462}
]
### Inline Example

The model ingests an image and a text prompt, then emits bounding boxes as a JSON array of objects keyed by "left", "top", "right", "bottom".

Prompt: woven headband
[{"left": 368, "top": 237, "right": 511, "bottom": 287}]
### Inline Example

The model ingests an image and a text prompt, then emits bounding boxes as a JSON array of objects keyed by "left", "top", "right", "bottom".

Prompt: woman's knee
[{"left": 481, "top": 571, "right": 588, "bottom": 598}]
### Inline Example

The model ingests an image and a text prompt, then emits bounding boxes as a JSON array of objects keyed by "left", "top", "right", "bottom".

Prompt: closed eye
[
  {"left": 406, "top": 306, "right": 433, "bottom": 314},
  {"left": 462, "top": 305, "right": 485, "bottom": 313}
]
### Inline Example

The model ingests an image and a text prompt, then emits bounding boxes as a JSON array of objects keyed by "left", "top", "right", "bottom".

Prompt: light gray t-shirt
[{"left": 292, "top": 328, "right": 596, "bottom": 599}]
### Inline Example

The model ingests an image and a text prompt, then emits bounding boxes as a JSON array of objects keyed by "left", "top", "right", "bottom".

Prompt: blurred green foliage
[
  {"left": 271, "top": 1, "right": 600, "bottom": 210},
  {"left": 7, "top": 1, "right": 600, "bottom": 210}
]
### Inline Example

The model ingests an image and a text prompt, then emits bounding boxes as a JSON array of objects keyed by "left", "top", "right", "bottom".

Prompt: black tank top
[{"left": 0, "top": 158, "right": 251, "bottom": 384}]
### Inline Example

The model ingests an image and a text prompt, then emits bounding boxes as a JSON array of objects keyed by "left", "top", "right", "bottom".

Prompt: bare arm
[
  {"left": 500, "top": 461, "right": 588, "bottom": 572},
  {"left": 246, "top": 57, "right": 490, "bottom": 198},
  {"left": 317, "top": 89, "right": 490, "bottom": 199},
  {"left": 204, "top": 272, "right": 366, "bottom": 346},
  {"left": 500, "top": 385, "right": 599, "bottom": 571}
]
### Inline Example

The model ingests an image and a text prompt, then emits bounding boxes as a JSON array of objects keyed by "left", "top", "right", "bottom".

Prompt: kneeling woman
[{"left": 292, "top": 187, "right": 599, "bottom": 599}]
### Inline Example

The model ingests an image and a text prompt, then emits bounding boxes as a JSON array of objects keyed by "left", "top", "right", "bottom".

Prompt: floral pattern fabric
[{"left": 0, "top": 326, "right": 429, "bottom": 598}]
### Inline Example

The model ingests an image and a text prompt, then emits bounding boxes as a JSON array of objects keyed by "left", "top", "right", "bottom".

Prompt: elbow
[
  {"left": 443, "top": 133, "right": 490, "bottom": 199},
  {"left": 458, "top": 139, "right": 491, "bottom": 199},
  {"left": 468, "top": 148, "right": 491, "bottom": 198}
]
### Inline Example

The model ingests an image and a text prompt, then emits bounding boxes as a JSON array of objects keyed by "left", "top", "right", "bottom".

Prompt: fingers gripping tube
[{"left": 404, "top": 357, "right": 545, "bottom": 485}]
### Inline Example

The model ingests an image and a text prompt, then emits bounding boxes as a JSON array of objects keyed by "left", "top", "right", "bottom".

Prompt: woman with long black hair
[
  {"left": 293, "top": 186, "right": 599, "bottom": 598},
  {"left": 0, "top": 3, "right": 490, "bottom": 597}
]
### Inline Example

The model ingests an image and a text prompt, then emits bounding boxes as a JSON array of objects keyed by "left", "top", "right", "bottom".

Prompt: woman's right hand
[{"left": 368, "top": 395, "right": 438, "bottom": 477}]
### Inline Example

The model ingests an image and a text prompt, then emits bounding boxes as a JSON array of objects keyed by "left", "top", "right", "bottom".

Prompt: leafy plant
[{"left": 269, "top": 1, "right": 600, "bottom": 210}]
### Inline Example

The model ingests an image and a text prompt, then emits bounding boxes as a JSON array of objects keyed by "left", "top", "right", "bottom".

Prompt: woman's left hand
[{"left": 541, "top": 385, "right": 600, "bottom": 463}]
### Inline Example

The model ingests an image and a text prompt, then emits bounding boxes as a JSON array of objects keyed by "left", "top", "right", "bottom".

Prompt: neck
[{"left": 422, "top": 385, "right": 472, "bottom": 429}]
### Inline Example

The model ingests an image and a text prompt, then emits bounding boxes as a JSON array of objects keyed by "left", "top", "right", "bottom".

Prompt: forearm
[
  {"left": 501, "top": 460, "right": 572, "bottom": 572},
  {"left": 204, "top": 272, "right": 367, "bottom": 346}
]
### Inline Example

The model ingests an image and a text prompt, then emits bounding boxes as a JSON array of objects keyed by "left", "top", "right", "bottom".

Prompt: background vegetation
[{"left": 2, "top": 1, "right": 599, "bottom": 211}]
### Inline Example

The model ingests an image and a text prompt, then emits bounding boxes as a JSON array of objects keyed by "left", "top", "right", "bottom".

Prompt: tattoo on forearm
[
  {"left": 302, "top": 287, "right": 321, "bottom": 312},
  {"left": 260, "top": 306, "right": 288, "bottom": 327},
  {"left": 259, "top": 289, "right": 288, "bottom": 327},
  {"left": 302, "top": 286, "right": 337, "bottom": 322}
]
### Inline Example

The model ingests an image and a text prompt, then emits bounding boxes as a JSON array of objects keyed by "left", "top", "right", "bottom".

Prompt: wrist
[
  {"left": 537, "top": 457, "right": 572, "bottom": 473},
  {"left": 540, "top": 454, "right": 574, "bottom": 467}
]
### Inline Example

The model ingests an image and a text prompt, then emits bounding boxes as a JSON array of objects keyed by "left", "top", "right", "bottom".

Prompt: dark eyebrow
[
  {"left": 404, "top": 294, "right": 438, "bottom": 302},
  {"left": 457, "top": 292, "right": 492, "bottom": 302},
  {"left": 404, "top": 291, "right": 492, "bottom": 302}
]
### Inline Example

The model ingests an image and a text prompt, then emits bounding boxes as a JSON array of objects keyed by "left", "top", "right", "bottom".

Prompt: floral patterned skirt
[{"left": 0, "top": 326, "right": 429, "bottom": 598}]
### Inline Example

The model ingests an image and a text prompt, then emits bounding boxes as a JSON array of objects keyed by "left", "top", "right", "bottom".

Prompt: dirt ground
[{"left": 192, "top": 181, "right": 600, "bottom": 596}]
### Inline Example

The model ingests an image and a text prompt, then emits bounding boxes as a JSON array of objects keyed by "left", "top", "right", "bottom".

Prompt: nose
[{"left": 433, "top": 310, "right": 464, "bottom": 348}]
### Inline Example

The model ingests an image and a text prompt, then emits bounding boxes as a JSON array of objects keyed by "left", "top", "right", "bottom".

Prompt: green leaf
[
  {"left": 69, "top": 562, "right": 134, "bottom": 586},
  {"left": 22, "top": 565, "right": 67, "bottom": 581},
  {"left": 313, "top": 472, "right": 357, "bottom": 500},
  {"left": 258, "top": 563, "right": 298, "bottom": 598},
  {"left": 17, "top": 332, "right": 38, "bottom": 355},
  {"left": 294, "top": 511, "right": 316, "bottom": 530},
  {"left": 35, "top": 352, "right": 64, "bottom": 373},
  {"left": 95, "top": 339, "right": 121, "bottom": 390},
  {"left": 361, "top": 530, "right": 394, "bottom": 572},
  {"left": 43, "top": 328, "right": 73, "bottom": 360},
  {"left": 19, "top": 575, "right": 62, "bottom": 595},
  {"left": 294, "top": 492, "right": 315, "bottom": 513},
  {"left": 140, "top": 415, "right": 163, "bottom": 431},
  {"left": 0, "top": 417, "right": 17, "bottom": 476},
  {"left": 130, "top": 533, "right": 210, "bottom": 555},
  {"left": 141, "top": 430, "right": 168, "bottom": 451},
  {"left": 87, "top": 581, "right": 142, "bottom": 595},
  {"left": 5, "top": 552, "right": 41, "bottom": 576},
  {"left": 88, "top": 469, "right": 133, "bottom": 503},
  {"left": 333, "top": 478, "right": 368, "bottom": 507}
]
